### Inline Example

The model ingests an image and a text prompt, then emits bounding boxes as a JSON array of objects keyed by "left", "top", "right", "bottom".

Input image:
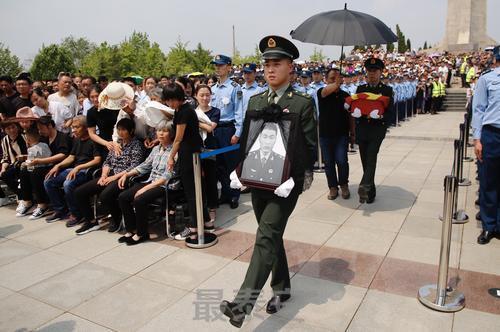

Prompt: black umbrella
[{"left": 291, "top": 3, "right": 397, "bottom": 66}]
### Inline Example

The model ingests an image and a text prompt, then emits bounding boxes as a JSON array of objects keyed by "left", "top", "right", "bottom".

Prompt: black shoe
[
  {"left": 358, "top": 186, "right": 369, "bottom": 203},
  {"left": 118, "top": 235, "right": 133, "bottom": 243},
  {"left": 476, "top": 212, "right": 481, "bottom": 221},
  {"left": 266, "top": 294, "right": 291, "bottom": 314},
  {"left": 477, "top": 230, "right": 496, "bottom": 245},
  {"left": 75, "top": 221, "right": 100, "bottom": 235},
  {"left": 125, "top": 234, "right": 150, "bottom": 246},
  {"left": 230, "top": 198, "right": 239, "bottom": 209},
  {"left": 45, "top": 211, "right": 69, "bottom": 223},
  {"left": 108, "top": 222, "right": 121, "bottom": 233},
  {"left": 65, "top": 215, "right": 83, "bottom": 227},
  {"left": 220, "top": 300, "right": 245, "bottom": 328}
]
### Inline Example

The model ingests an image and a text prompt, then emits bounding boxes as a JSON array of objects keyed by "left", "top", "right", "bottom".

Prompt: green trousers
[
  {"left": 234, "top": 186, "right": 301, "bottom": 313},
  {"left": 356, "top": 123, "right": 386, "bottom": 199}
]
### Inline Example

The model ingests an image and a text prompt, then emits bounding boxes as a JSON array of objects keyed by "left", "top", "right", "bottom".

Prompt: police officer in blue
[
  {"left": 241, "top": 63, "right": 266, "bottom": 115},
  {"left": 341, "top": 72, "right": 357, "bottom": 96},
  {"left": 211, "top": 54, "right": 244, "bottom": 209},
  {"left": 472, "top": 45, "right": 500, "bottom": 245},
  {"left": 310, "top": 67, "right": 326, "bottom": 91},
  {"left": 295, "top": 70, "right": 316, "bottom": 97}
]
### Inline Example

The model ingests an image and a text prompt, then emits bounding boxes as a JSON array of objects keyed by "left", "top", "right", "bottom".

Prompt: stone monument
[{"left": 441, "top": 0, "right": 496, "bottom": 52}]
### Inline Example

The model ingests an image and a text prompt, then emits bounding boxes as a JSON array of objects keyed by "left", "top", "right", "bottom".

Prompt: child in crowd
[{"left": 22, "top": 128, "right": 52, "bottom": 171}]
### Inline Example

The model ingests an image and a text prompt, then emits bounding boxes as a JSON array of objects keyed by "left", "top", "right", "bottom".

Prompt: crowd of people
[{"left": 0, "top": 45, "right": 495, "bottom": 246}]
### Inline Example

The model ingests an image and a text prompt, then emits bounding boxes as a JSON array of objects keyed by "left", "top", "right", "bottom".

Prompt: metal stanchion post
[
  {"left": 314, "top": 123, "right": 326, "bottom": 172},
  {"left": 412, "top": 97, "right": 415, "bottom": 117},
  {"left": 185, "top": 153, "right": 218, "bottom": 249},
  {"left": 439, "top": 140, "right": 469, "bottom": 223},
  {"left": 465, "top": 113, "right": 474, "bottom": 147},
  {"left": 462, "top": 117, "right": 473, "bottom": 162},
  {"left": 419, "top": 175, "right": 465, "bottom": 312},
  {"left": 395, "top": 101, "right": 400, "bottom": 127},
  {"left": 458, "top": 124, "right": 472, "bottom": 186}
]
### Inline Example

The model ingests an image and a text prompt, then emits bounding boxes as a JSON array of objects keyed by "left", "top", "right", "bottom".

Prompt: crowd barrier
[
  {"left": 185, "top": 144, "right": 240, "bottom": 249},
  {"left": 418, "top": 112, "right": 473, "bottom": 312}
]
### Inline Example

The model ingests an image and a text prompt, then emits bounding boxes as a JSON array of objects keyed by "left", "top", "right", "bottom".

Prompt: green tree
[
  {"left": 79, "top": 42, "right": 121, "bottom": 79},
  {"left": 118, "top": 31, "right": 153, "bottom": 76},
  {"left": 423, "top": 41, "right": 428, "bottom": 49},
  {"left": 30, "top": 44, "right": 75, "bottom": 80},
  {"left": 190, "top": 42, "right": 213, "bottom": 73},
  {"left": 142, "top": 42, "right": 167, "bottom": 77},
  {"left": 406, "top": 38, "right": 412, "bottom": 51},
  {"left": 310, "top": 47, "right": 325, "bottom": 62},
  {"left": 386, "top": 42, "right": 395, "bottom": 53},
  {"left": 60, "top": 36, "right": 96, "bottom": 70},
  {"left": 164, "top": 39, "right": 195, "bottom": 76},
  {"left": 0, "top": 43, "right": 22, "bottom": 77},
  {"left": 396, "top": 24, "right": 407, "bottom": 53}
]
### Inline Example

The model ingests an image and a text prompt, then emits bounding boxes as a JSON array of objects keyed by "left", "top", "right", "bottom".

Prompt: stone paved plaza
[{"left": 0, "top": 112, "right": 499, "bottom": 332}]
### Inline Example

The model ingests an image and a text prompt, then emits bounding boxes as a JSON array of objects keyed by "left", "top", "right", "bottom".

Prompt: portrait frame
[{"left": 237, "top": 108, "right": 299, "bottom": 191}]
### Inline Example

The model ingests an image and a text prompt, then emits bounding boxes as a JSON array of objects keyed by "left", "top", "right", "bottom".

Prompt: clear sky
[{"left": 1, "top": 0, "right": 499, "bottom": 66}]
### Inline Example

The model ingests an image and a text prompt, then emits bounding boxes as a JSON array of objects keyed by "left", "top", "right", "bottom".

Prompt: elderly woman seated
[
  {"left": 116, "top": 121, "right": 174, "bottom": 245},
  {"left": 73, "top": 118, "right": 146, "bottom": 235}
]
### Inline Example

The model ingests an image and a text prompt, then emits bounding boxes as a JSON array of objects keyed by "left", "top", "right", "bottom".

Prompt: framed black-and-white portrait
[{"left": 237, "top": 106, "right": 299, "bottom": 191}]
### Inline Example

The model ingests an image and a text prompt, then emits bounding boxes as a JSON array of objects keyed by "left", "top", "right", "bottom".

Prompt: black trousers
[
  {"left": 118, "top": 182, "right": 164, "bottom": 237},
  {"left": 179, "top": 150, "right": 209, "bottom": 228},
  {"left": 21, "top": 166, "right": 51, "bottom": 204},
  {"left": 0, "top": 165, "right": 21, "bottom": 199},
  {"left": 74, "top": 178, "right": 123, "bottom": 224},
  {"left": 235, "top": 186, "right": 301, "bottom": 313},
  {"left": 202, "top": 158, "right": 218, "bottom": 209},
  {"left": 356, "top": 123, "right": 386, "bottom": 199}
]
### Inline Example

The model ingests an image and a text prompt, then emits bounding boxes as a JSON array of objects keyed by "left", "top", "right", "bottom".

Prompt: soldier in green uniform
[
  {"left": 241, "top": 122, "right": 285, "bottom": 185},
  {"left": 220, "top": 35, "right": 317, "bottom": 328},
  {"left": 355, "top": 58, "right": 394, "bottom": 203}
]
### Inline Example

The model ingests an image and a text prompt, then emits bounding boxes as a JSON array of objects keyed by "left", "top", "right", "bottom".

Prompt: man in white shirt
[{"left": 47, "top": 73, "right": 79, "bottom": 117}]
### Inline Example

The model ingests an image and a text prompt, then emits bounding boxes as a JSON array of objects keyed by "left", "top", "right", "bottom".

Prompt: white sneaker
[
  {"left": 29, "top": 207, "right": 49, "bottom": 220},
  {"left": 16, "top": 202, "right": 25, "bottom": 213},
  {"left": 174, "top": 227, "right": 194, "bottom": 241},
  {"left": 16, "top": 202, "right": 34, "bottom": 217}
]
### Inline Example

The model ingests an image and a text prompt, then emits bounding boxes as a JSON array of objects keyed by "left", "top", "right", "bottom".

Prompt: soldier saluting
[{"left": 220, "top": 35, "right": 317, "bottom": 328}]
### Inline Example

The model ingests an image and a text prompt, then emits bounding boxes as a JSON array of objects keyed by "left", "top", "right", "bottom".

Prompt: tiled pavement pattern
[{"left": 0, "top": 112, "right": 499, "bottom": 331}]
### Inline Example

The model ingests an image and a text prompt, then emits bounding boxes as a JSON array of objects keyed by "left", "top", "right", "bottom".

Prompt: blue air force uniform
[
  {"left": 472, "top": 47, "right": 500, "bottom": 242},
  {"left": 210, "top": 54, "right": 244, "bottom": 205}
]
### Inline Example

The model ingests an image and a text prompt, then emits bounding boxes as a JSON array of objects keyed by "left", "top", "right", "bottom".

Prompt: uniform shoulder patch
[
  {"left": 252, "top": 89, "right": 268, "bottom": 98},
  {"left": 292, "top": 90, "right": 312, "bottom": 99}
]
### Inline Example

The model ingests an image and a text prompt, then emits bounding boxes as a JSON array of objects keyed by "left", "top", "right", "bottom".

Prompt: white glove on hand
[
  {"left": 274, "top": 178, "right": 295, "bottom": 198},
  {"left": 230, "top": 171, "right": 242, "bottom": 189},
  {"left": 303, "top": 170, "right": 314, "bottom": 191}
]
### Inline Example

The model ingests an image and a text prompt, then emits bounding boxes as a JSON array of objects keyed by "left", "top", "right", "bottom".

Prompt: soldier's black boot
[
  {"left": 358, "top": 185, "right": 369, "bottom": 203},
  {"left": 220, "top": 300, "right": 246, "bottom": 328}
]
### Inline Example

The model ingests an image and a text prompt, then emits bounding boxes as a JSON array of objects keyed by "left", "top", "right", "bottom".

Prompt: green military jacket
[{"left": 246, "top": 84, "right": 317, "bottom": 185}]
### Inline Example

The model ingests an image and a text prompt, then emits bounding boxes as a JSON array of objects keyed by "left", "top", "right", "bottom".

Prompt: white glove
[
  {"left": 230, "top": 171, "right": 242, "bottom": 189},
  {"left": 303, "top": 170, "right": 314, "bottom": 191},
  {"left": 274, "top": 178, "right": 295, "bottom": 198}
]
